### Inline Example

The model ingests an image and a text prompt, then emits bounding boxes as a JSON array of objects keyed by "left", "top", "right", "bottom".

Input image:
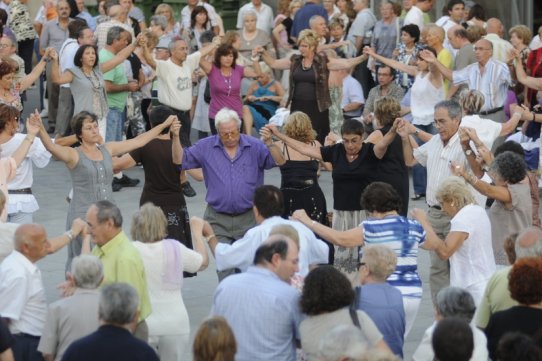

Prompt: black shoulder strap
[{"left": 349, "top": 287, "right": 361, "bottom": 329}]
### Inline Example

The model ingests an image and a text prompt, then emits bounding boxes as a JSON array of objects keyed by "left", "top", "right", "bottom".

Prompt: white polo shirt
[
  {"left": 156, "top": 51, "right": 201, "bottom": 111},
  {"left": 0, "top": 251, "right": 47, "bottom": 336}
]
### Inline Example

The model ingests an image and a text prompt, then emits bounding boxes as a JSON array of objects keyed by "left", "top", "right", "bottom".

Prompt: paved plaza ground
[{"left": 24, "top": 86, "right": 434, "bottom": 360}]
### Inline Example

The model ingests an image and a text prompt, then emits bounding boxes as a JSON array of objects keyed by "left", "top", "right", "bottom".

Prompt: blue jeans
[
  {"left": 412, "top": 123, "right": 436, "bottom": 195},
  {"left": 106, "top": 108, "right": 125, "bottom": 142}
]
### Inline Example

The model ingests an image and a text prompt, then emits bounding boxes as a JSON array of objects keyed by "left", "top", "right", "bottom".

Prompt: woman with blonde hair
[
  {"left": 193, "top": 316, "right": 237, "bottom": 361},
  {"left": 261, "top": 112, "right": 329, "bottom": 242},
  {"left": 411, "top": 176, "right": 496, "bottom": 306},
  {"left": 154, "top": 4, "right": 181, "bottom": 39},
  {"left": 258, "top": 29, "right": 368, "bottom": 143},
  {"left": 131, "top": 203, "right": 210, "bottom": 361}
]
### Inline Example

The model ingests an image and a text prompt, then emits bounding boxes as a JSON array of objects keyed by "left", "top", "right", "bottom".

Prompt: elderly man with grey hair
[
  {"left": 476, "top": 227, "right": 542, "bottom": 329},
  {"left": 60, "top": 283, "right": 159, "bottom": 361},
  {"left": 149, "top": 15, "right": 167, "bottom": 38},
  {"left": 412, "top": 287, "right": 488, "bottom": 361},
  {"left": 318, "top": 325, "right": 368, "bottom": 361},
  {"left": 38, "top": 255, "right": 103, "bottom": 361},
  {"left": 180, "top": 108, "right": 279, "bottom": 280}
]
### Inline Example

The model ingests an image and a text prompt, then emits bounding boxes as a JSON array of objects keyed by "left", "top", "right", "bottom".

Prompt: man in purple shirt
[{"left": 179, "top": 108, "right": 278, "bottom": 280}]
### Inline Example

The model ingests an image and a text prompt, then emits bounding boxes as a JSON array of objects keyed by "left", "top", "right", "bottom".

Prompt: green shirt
[
  {"left": 92, "top": 231, "right": 151, "bottom": 321},
  {"left": 99, "top": 48, "right": 128, "bottom": 111}
]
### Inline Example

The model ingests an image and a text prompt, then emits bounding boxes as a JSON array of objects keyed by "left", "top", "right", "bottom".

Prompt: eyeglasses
[
  {"left": 473, "top": 47, "right": 491, "bottom": 51},
  {"left": 219, "top": 129, "right": 240, "bottom": 139},
  {"left": 0, "top": 44, "right": 11, "bottom": 49}
]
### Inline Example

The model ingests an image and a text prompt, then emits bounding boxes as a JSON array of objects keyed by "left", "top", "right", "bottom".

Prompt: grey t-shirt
[
  {"left": 347, "top": 9, "right": 377, "bottom": 47},
  {"left": 68, "top": 67, "right": 108, "bottom": 119}
]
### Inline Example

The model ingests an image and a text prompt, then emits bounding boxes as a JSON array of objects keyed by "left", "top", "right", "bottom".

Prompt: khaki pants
[{"left": 427, "top": 207, "right": 451, "bottom": 305}]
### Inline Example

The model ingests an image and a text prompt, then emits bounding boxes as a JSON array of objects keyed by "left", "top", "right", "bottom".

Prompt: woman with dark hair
[
  {"left": 199, "top": 43, "right": 261, "bottom": 134},
  {"left": 299, "top": 265, "right": 389, "bottom": 361},
  {"left": 193, "top": 316, "right": 237, "bottom": 361},
  {"left": 49, "top": 41, "right": 139, "bottom": 138},
  {"left": 267, "top": 118, "right": 379, "bottom": 281},
  {"left": 31, "top": 110, "right": 176, "bottom": 271},
  {"left": 485, "top": 257, "right": 542, "bottom": 360},
  {"left": 496, "top": 333, "right": 542, "bottom": 361},
  {"left": 185, "top": 6, "right": 212, "bottom": 53},
  {"left": 393, "top": 24, "right": 423, "bottom": 91},
  {"left": 293, "top": 181, "right": 430, "bottom": 335},
  {"left": 453, "top": 150, "right": 532, "bottom": 265},
  {"left": 466, "top": 4, "right": 487, "bottom": 29}
]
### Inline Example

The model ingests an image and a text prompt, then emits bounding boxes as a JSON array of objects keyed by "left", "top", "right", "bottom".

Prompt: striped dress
[{"left": 361, "top": 215, "right": 425, "bottom": 336}]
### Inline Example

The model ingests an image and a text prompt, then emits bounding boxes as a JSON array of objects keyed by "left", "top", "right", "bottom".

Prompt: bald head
[
  {"left": 515, "top": 227, "right": 542, "bottom": 259},
  {"left": 447, "top": 25, "right": 470, "bottom": 49},
  {"left": 486, "top": 18, "right": 504, "bottom": 37},
  {"left": 108, "top": 4, "right": 122, "bottom": 18},
  {"left": 14, "top": 224, "right": 49, "bottom": 263}
]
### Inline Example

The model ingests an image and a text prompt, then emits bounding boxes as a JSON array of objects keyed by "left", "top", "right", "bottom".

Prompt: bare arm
[
  {"left": 363, "top": 47, "right": 417, "bottom": 76},
  {"left": 189, "top": 217, "right": 210, "bottom": 271},
  {"left": 20, "top": 57, "right": 47, "bottom": 92},
  {"left": 397, "top": 122, "right": 417, "bottom": 166},
  {"left": 243, "top": 58, "right": 262, "bottom": 78},
  {"left": 199, "top": 55, "right": 213, "bottom": 74},
  {"left": 260, "top": 127, "right": 286, "bottom": 166},
  {"left": 327, "top": 54, "right": 368, "bottom": 70},
  {"left": 10, "top": 117, "right": 41, "bottom": 166},
  {"left": 499, "top": 110, "right": 522, "bottom": 136},
  {"left": 259, "top": 48, "right": 291, "bottom": 70},
  {"left": 373, "top": 119, "right": 399, "bottom": 159},
  {"left": 48, "top": 219, "right": 87, "bottom": 254},
  {"left": 515, "top": 53, "right": 542, "bottom": 91},
  {"left": 112, "top": 153, "right": 137, "bottom": 173},
  {"left": 49, "top": 49, "right": 74, "bottom": 85},
  {"left": 458, "top": 168, "right": 513, "bottom": 203},
  {"left": 267, "top": 125, "right": 323, "bottom": 160},
  {"left": 171, "top": 121, "right": 183, "bottom": 165},
  {"left": 419, "top": 50, "right": 453, "bottom": 82},
  {"left": 100, "top": 42, "right": 137, "bottom": 74},
  {"left": 292, "top": 210, "right": 364, "bottom": 247},
  {"left": 1, "top": 349, "right": 15, "bottom": 361},
  {"left": 105, "top": 116, "right": 177, "bottom": 156}
]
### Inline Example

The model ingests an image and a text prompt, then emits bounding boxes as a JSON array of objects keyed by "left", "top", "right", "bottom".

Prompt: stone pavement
[{"left": 23, "top": 86, "right": 433, "bottom": 360}]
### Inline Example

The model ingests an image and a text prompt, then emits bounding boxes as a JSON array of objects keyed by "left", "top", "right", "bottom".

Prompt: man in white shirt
[
  {"left": 207, "top": 185, "right": 329, "bottom": 277},
  {"left": 348, "top": 0, "right": 376, "bottom": 54},
  {"left": 404, "top": 0, "right": 433, "bottom": 30},
  {"left": 0, "top": 222, "right": 85, "bottom": 361},
  {"left": 342, "top": 72, "right": 365, "bottom": 120},
  {"left": 236, "top": 0, "right": 274, "bottom": 33},
  {"left": 146, "top": 37, "right": 219, "bottom": 197},
  {"left": 439, "top": 0, "right": 465, "bottom": 56},
  {"left": 484, "top": 18, "right": 513, "bottom": 63}
]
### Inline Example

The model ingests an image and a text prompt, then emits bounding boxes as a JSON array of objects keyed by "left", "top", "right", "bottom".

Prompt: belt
[
  {"left": 282, "top": 179, "right": 315, "bottom": 189},
  {"left": 218, "top": 209, "right": 252, "bottom": 217},
  {"left": 13, "top": 333, "right": 40, "bottom": 340},
  {"left": 428, "top": 204, "right": 441, "bottom": 210},
  {"left": 479, "top": 106, "right": 504, "bottom": 116},
  {"left": 8, "top": 188, "right": 32, "bottom": 194}
]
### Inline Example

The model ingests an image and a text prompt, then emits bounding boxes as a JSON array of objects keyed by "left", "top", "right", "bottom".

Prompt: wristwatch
[{"left": 465, "top": 149, "right": 473, "bottom": 156}]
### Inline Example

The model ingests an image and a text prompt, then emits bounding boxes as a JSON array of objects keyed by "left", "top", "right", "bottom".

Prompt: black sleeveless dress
[{"left": 279, "top": 144, "right": 333, "bottom": 263}]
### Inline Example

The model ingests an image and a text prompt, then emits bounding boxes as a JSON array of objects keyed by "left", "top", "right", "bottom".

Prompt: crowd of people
[{"left": 0, "top": 0, "right": 541, "bottom": 360}]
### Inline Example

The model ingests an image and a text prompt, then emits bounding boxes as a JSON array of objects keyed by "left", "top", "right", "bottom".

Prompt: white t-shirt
[
  {"left": 449, "top": 204, "right": 496, "bottom": 290},
  {"left": 460, "top": 114, "right": 502, "bottom": 150},
  {"left": 59, "top": 38, "right": 79, "bottom": 89},
  {"left": 156, "top": 52, "right": 201, "bottom": 111},
  {"left": 404, "top": 6, "right": 424, "bottom": 30}
]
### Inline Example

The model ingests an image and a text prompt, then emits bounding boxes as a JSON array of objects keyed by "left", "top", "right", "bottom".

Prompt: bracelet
[
  {"left": 64, "top": 230, "right": 75, "bottom": 242},
  {"left": 205, "top": 234, "right": 216, "bottom": 242},
  {"left": 24, "top": 135, "right": 34, "bottom": 144}
]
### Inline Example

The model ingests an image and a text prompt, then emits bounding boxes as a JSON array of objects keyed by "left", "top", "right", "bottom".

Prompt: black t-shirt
[
  {"left": 320, "top": 142, "right": 377, "bottom": 211},
  {"left": 130, "top": 138, "right": 185, "bottom": 207},
  {"left": 485, "top": 306, "right": 542, "bottom": 360},
  {"left": 281, "top": 17, "right": 295, "bottom": 45},
  {"left": 127, "top": 53, "right": 143, "bottom": 82},
  {"left": 0, "top": 319, "right": 13, "bottom": 353}
]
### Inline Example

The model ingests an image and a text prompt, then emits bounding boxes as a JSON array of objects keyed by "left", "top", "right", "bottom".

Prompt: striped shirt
[
  {"left": 362, "top": 216, "right": 425, "bottom": 293},
  {"left": 213, "top": 267, "right": 301, "bottom": 361},
  {"left": 452, "top": 58, "right": 511, "bottom": 111},
  {"left": 484, "top": 34, "right": 514, "bottom": 64}
]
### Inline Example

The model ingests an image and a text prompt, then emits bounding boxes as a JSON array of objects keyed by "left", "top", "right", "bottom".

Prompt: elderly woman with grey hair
[
  {"left": 356, "top": 245, "right": 405, "bottom": 358},
  {"left": 237, "top": 10, "right": 272, "bottom": 59},
  {"left": 131, "top": 203, "right": 210, "bottom": 361},
  {"left": 412, "top": 287, "right": 489, "bottom": 361},
  {"left": 412, "top": 177, "right": 496, "bottom": 306},
  {"left": 452, "top": 150, "right": 532, "bottom": 266}
]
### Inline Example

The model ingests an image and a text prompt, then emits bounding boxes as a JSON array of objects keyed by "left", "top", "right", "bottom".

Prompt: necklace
[
  {"left": 84, "top": 69, "right": 102, "bottom": 90},
  {"left": 221, "top": 69, "right": 232, "bottom": 97},
  {"left": 301, "top": 59, "right": 313, "bottom": 71}
]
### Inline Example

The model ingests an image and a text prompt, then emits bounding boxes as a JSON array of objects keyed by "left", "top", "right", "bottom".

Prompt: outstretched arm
[
  {"left": 20, "top": 50, "right": 49, "bottom": 91},
  {"left": 266, "top": 125, "right": 323, "bottom": 161},
  {"left": 105, "top": 116, "right": 177, "bottom": 156},
  {"left": 171, "top": 120, "right": 183, "bottom": 165},
  {"left": 419, "top": 49, "right": 453, "bottom": 82},
  {"left": 363, "top": 47, "right": 417, "bottom": 76},
  {"left": 292, "top": 210, "right": 364, "bottom": 247}
]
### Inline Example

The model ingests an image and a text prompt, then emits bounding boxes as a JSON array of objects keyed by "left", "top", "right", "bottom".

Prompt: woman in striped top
[{"left": 292, "top": 181, "right": 430, "bottom": 336}]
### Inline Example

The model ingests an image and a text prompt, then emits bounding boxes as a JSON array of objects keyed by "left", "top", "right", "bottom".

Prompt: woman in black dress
[
  {"left": 257, "top": 29, "right": 367, "bottom": 143},
  {"left": 371, "top": 96, "right": 409, "bottom": 215},
  {"left": 265, "top": 118, "right": 380, "bottom": 283},
  {"left": 261, "top": 112, "right": 332, "bottom": 262}
]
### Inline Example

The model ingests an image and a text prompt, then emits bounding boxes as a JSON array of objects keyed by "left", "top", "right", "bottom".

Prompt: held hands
[
  {"left": 419, "top": 49, "right": 436, "bottom": 63},
  {"left": 395, "top": 118, "right": 413, "bottom": 138},
  {"left": 29, "top": 110, "right": 45, "bottom": 134},
  {"left": 510, "top": 103, "right": 531, "bottom": 120},
  {"left": 390, "top": 118, "right": 403, "bottom": 133},
  {"left": 70, "top": 218, "right": 87, "bottom": 237},
  {"left": 211, "top": 36, "right": 222, "bottom": 48},
  {"left": 291, "top": 209, "right": 311, "bottom": 225},
  {"left": 362, "top": 46, "right": 376, "bottom": 57},
  {"left": 44, "top": 47, "right": 56, "bottom": 61},
  {"left": 202, "top": 221, "right": 214, "bottom": 238},
  {"left": 190, "top": 216, "right": 204, "bottom": 233},
  {"left": 325, "top": 132, "right": 340, "bottom": 145},
  {"left": 264, "top": 124, "right": 280, "bottom": 136},
  {"left": 410, "top": 208, "right": 428, "bottom": 224},
  {"left": 162, "top": 115, "right": 177, "bottom": 129},
  {"left": 259, "top": 126, "right": 273, "bottom": 145},
  {"left": 170, "top": 118, "right": 181, "bottom": 137},
  {"left": 450, "top": 160, "right": 465, "bottom": 177}
]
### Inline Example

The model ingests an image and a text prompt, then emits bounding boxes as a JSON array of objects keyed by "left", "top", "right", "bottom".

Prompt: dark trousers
[
  {"left": 12, "top": 334, "right": 43, "bottom": 361},
  {"left": 164, "top": 105, "right": 191, "bottom": 147},
  {"left": 17, "top": 38, "right": 34, "bottom": 76}
]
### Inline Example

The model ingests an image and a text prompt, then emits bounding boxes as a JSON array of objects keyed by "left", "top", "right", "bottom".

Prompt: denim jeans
[
  {"left": 106, "top": 108, "right": 125, "bottom": 142},
  {"left": 412, "top": 123, "right": 436, "bottom": 195}
]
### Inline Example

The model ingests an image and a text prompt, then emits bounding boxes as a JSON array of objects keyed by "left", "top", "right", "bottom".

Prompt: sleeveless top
[
  {"left": 67, "top": 145, "right": 114, "bottom": 225},
  {"left": 410, "top": 72, "right": 444, "bottom": 126},
  {"left": 280, "top": 143, "right": 319, "bottom": 189}
]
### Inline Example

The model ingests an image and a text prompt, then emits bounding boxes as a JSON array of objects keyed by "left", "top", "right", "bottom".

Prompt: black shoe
[
  {"left": 112, "top": 181, "right": 122, "bottom": 192},
  {"left": 411, "top": 193, "right": 425, "bottom": 200},
  {"left": 182, "top": 181, "right": 196, "bottom": 197},
  {"left": 115, "top": 174, "right": 140, "bottom": 187}
]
